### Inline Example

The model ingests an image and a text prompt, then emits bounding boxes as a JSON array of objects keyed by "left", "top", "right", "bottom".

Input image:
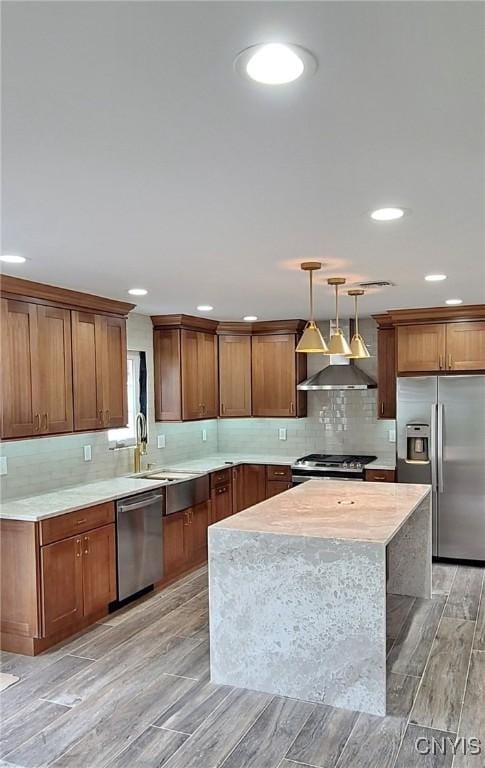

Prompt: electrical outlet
[
  {"left": 202, "top": 429, "right": 207, "bottom": 442},
  {"left": 0, "top": 456, "right": 7, "bottom": 476},
  {"left": 157, "top": 434, "right": 166, "bottom": 449},
  {"left": 279, "top": 428, "right": 287, "bottom": 441},
  {"left": 83, "top": 445, "right": 92, "bottom": 462},
  {"left": 388, "top": 428, "right": 396, "bottom": 443}
]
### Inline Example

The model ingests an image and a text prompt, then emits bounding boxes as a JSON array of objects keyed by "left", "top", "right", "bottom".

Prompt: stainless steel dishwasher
[{"left": 116, "top": 489, "right": 165, "bottom": 602}]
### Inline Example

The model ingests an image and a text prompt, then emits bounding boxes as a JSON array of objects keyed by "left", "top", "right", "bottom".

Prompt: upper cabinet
[
  {"left": 397, "top": 323, "right": 447, "bottom": 373},
  {"left": 1, "top": 299, "right": 73, "bottom": 438},
  {"left": 218, "top": 334, "right": 252, "bottom": 417},
  {"left": 376, "top": 326, "right": 396, "bottom": 419},
  {"left": 152, "top": 316, "right": 219, "bottom": 422},
  {"left": 0, "top": 276, "right": 133, "bottom": 439},
  {"left": 446, "top": 321, "right": 485, "bottom": 371},
  {"left": 252, "top": 332, "right": 306, "bottom": 417}
]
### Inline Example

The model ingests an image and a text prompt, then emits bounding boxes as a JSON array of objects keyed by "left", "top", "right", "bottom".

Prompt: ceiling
[{"left": 2, "top": 1, "right": 484, "bottom": 320}]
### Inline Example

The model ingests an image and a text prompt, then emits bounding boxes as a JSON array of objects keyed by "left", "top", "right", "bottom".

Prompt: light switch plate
[
  {"left": 83, "top": 445, "right": 92, "bottom": 462},
  {"left": 279, "top": 428, "right": 287, "bottom": 441},
  {"left": 157, "top": 434, "right": 166, "bottom": 449},
  {"left": 388, "top": 428, "right": 396, "bottom": 443},
  {"left": 0, "top": 456, "right": 7, "bottom": 476},
  {"left": 202, "top": 429, "right": 207, "bottom": 442}
]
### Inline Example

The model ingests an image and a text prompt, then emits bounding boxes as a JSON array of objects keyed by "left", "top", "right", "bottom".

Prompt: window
[{"left": 108, "top": 351, "right": 141, "bottom": 447}]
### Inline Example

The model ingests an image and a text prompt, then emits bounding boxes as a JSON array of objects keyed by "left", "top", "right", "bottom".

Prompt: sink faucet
[{"left": 134, "top": 412, "right": 148, "bottom": 473}]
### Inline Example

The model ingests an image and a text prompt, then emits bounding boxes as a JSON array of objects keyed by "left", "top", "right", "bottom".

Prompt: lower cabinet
[
  {"left": 211, "top": 483, "right": 232, "bottom": 523},
  {"left": 364, "top": 468, "right": 396, "bottom": 483},
  {"left": 266, "top": 480, "right": 292, "bottom": 497},
  {"left": 241, "top": 464, "right": 267, "bottom": 509},
  {"left": 162, "top": 501, "right": 210, "bottom": 581}
]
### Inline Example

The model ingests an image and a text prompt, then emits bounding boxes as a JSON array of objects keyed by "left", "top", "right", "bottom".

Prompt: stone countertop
[
  {"left": 0, "top": 477, "right": 168, "bottom": 522},
  {"left": 211, "top": 479, "right": 430, "bottom": 545},
  {"left": 160, "top": 453, "right": 396, "bottom": 473},
  {"left": 365, "top": 457, "right": 396, "bottom": 471}
]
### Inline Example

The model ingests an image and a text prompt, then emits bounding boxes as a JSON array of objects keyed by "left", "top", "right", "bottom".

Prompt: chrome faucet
[{"left": 134, "top": 412, "right": 148, "bottom": 473}]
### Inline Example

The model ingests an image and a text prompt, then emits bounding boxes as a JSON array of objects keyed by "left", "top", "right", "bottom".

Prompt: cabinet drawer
[
  {"left": 210, "top": 468, "right": 232, "bottom": 488},
  {"left": 39, "top": 502, "right": 115, "bottom": 545},
  {"left": 364, "top": 469, "right": 396, "bottom": 483},
  {"left": 266, "top": 465, "right": 292, "bottom": 482}
]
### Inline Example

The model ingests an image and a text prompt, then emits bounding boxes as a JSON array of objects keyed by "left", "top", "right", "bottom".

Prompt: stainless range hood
[{"left": 297, "top": 320, "right": 377, "bottom": 391}]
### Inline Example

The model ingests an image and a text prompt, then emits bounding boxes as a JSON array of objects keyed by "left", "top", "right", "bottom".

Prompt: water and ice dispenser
[{"left": 405, "top": 423, "right": 430, "bottom": 463}]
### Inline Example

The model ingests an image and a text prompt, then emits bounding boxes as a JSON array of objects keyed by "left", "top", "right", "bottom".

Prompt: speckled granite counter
[
  {"left": 209, "top": 479, "right": 431, "bottom": 717},
  {"left": 161, "top": 453, "right": 395, "bottom": 473},
  {"left": 0, "top": 477, "right": 169, "bottom": 521}
]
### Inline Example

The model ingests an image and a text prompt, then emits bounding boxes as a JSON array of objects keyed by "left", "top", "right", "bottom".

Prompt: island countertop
[{"left": 212, "top": 479, "right": 431, "bottom": 545}]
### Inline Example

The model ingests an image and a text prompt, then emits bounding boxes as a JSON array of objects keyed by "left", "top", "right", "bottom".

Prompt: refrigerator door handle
[
  {"left": 437, "top": 402, "right": 444, "bottom": 493},
  {"left": 430, "top": 404, "right": 438, "bottom": 491}
]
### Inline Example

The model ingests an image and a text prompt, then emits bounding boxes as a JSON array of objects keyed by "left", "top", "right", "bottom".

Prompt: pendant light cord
[
  {"left": 354, "top": 294, "right": 359, "bottom": 335},
  {"left": 335, "top": 284, "right": 339, "bottom": 330},
  {"left": 309, "top": 270, "right": 314, "bottom": 321}
]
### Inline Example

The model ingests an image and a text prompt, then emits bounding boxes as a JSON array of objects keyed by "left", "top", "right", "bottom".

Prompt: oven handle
[{"left": 292, "top": 475, "right": 364, "bottom": 483}]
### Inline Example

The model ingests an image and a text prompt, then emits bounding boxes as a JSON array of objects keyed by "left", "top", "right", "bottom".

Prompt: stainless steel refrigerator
[{"left": 397, "top": 375, "right": 485, "bottom": 561}]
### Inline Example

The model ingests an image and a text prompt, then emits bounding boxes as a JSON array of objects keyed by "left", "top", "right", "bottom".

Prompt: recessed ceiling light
[
  {"left": 197, "top": 305, "right": 214, "bottom": 312},
  {"left": 370, "top": 207, "right": 406, "bottom": 221},
  {"left": 425, "top": 274, "right": 447, "bottom": 282},
  {"left": 235, "top": 43, "right": 317, "bottom": 85},
  {"left": 243, "top": 315, "right": 258, "bottom": 322},
  {"left": 0, "top": 254, "right": 27, "bottom": 264},
  {"left": 445, "top": 298, "right": 463, "bottom": 305},
  {"left": 128, "top": 288, "right": 148, "bottom": 296}
]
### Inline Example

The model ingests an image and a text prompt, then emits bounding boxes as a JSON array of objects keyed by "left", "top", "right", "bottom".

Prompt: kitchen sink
[
  {"left": 139, "top": 470, "right": 200, "bottom": 482},
  {"left": 138, "top": 470, "right": 210, "bottom": 515}
]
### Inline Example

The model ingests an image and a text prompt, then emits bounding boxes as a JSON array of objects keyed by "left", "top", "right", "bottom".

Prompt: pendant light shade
[
  {"left": 296, "top": 262, "right": 329, "bottom": 353},
  {"left": 326, "top": 277, "right": 351, "bottom": 356},
  {"left": 348, "top": 289, "right": 371, "bottom": 359}
]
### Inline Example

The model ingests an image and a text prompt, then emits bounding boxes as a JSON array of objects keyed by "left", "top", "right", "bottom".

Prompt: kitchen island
[{"left": 209, "top": 479, "right": 431, "bottom": 716}]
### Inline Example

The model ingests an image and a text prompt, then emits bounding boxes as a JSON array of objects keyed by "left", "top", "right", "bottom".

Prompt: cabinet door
[
  {"left": 231, "top": 465, "right": 245, "bottom": 514},
  {"left": 81, "top": 524, "right": 116, "bottom": 617},
  {"left": 41, "top": 536, "right": 83, "bottom": 637},
  {"left": 181, "top": 330, "right": 201, "bottom": 420},
  {"left": 266, "top": 480, "right": 292, "bottom": 498},
  {"left": 446, "top": 321, "right": 485, "bottom": 371},
  {"left": 101, "top": 316, "right": 128, "bottom": 428},
  {"left": 252, "top": 335, "right": 296, "bottom": 416},
  {"left": 219, "top": 335, "right": 252, "bottom": 417},
  {"left": 211, "top": 484, "right": 232, "bottom": 522},
  {"left": 37, "top": 306, "right": 73, "bottom": 434},
  {"left": 198, "top": 332, "right": 218, "bottom": 418},
  {"left": 163, "top": 511, "right": 190, "bottom": 578},
  {"left": 397, "top": 324, "right": 446, "bottom": 373},
  {"left": 242, "top": 464, "right": 267, "bottom": 509},
  {"left": 1, "top": 298, "right": 40, "bottom": 438},
  {"left": 72, "top": 311, "right": 104, "bottom": 431},
  {"left": 377, "top": 328, "right": 396, "bottom": 419},
  {"left": 188, "top": 501, "right": 209, "bottom": 565},
  {"left": 154, "top": 329, "right": 182, "bottom": 421}
]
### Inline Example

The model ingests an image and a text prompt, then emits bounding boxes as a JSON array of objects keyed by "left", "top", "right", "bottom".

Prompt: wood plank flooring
[{"left": 0, "top": 562, "right": 483, "bottom": 768}]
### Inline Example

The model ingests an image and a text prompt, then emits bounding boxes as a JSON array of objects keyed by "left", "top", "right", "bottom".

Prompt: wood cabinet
[
  {"left": 397, "top": 324, "right": 447, "bottom": 373},
  {"left": 72, "top": 312, "right": 127, "bottom": 431},
  {"left": 162, "top": 501, "right": 210, "bottom": 581},
  {"left": 266, "top": 480, "right": 292, "bottom": 497},
  {"left": 1, "top": 299, "right": 73, "bottom": 438},
  {"left": 153, "top": 318, "right": 218, "bottom": 422},
  {"left": 1, "top": 504, "right": 116, "bottom": 655},
  {"left": 211, "top": 484, "right": 232, "bottom": 522},
  {"left": 265, "top": 465, "right": 292, "bottom": 498},
  {"left": 241, "top": 464, "right": 267, "bottom": 509},
  {"left": 1, "top": 277, "right": 131, "bottom": 440},
  {"left": 231, "top": 465, "right": 245, "bottom": 515},
  {"left": 252, "top": 334, "right": 306, "bottom": 417},
  {"left": 377, "top": 327, "right": 396, "bottom": 419},
  {"left": 446, "top": 321, "right": 485, "bottom": 371},
  {"left": 364, "top": 468, "right": 396, "bottom": 483},
  {"left": 219, "top": 335, "right": 252, "bottom": 417}
]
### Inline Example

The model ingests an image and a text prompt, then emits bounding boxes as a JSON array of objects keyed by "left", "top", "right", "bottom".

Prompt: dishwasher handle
[{"left": 117, "top": 493, "right": 164, "bottom": 514}]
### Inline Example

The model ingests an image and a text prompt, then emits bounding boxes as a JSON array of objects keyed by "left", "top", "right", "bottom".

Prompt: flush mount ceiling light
[
  {"left": 445, "top": 298, "right": 463, "bottom": 305},
  {"left": 0, "top": 254, "right": 27, "bottom": 264},
  {"left": 128, "top": 288, "right": 148, "bottom": 296},
  {"left": 327, "top": 278, "right": 352, "bottom": 356},
  {"left": 197, "top": 305, "right": 214, "bottom": 312},
  {"left": 296, "top": 262, "right": 328, "bottom": 354},
  {"left": 243, "top": 315, "right": 258, "bottom": 322},
  {"left": 370, "top": 207, "right": 407, "bottom": 221},
  {"left": 347, "top": 290, "right": 370, "bottom": 359},
  {"left": 235, "top": 43, "right": 317, "bottom": 85},
  {"left": 425, "top": 274, "right": 447, "bottom": 282}
]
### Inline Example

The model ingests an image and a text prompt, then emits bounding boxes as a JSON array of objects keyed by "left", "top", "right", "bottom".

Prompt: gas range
[{"left": 291, "top": 453, "right": 377, "bottom": 483}]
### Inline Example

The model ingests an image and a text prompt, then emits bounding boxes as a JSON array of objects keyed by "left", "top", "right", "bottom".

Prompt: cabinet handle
[
  {"left": 373, "top": 475, "right": 386, "bottom": 481},
  {"left": 74, "top": 518, "right": 88, "bottom": 525},
  {"left": 43, "top": 413, "right": 48, "bottom": 431},
  {"left": 98, "top": 409, "right": 104, "bottom": 426},
  {"left": 221, "top": 403, "right": 225, "bottom": 415},
  {"left": 273, "top": 471, "right": 286, "bottom": 477},
  {"left": 34, "top": 413, "right": 40, "bottom": 432},
  {"left": 183, "top": 511, "right": 189, "bottom": 526},
  {"left": 76, "top": 539, "right": 81, "bottom": 558},
  {"left": 439, "top": 354, "right": 443, "bottom": 370},
  {"left": 83, "top": 535, "right": 89, "bottom": 554},
  {"left": 448, "top": 354, "right": 453, "bottom": 370},
  {"left": 289, "top": 401, "right": 294, "bottom": 414},
  {"left": 105, "top": 409, "right": 110, "bottom": 424},
  {"left": 381, "top": 402, "right": 385, "bottom": 416}
]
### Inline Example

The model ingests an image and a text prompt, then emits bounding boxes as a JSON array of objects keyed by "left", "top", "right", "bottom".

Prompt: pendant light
[
  {"left": 348, "top": 289, "right": 371, "bottom": 358},
  {"left": 296, "top": 262, "right": 329, "bottom": 353},
  {"left": 327, "top": 277, "right": 352, "bottom": 356}
]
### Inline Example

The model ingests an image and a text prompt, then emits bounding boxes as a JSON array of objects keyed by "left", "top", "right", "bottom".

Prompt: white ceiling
[{"left": 2, "top": 1, "right": 484, "bottom": 319}]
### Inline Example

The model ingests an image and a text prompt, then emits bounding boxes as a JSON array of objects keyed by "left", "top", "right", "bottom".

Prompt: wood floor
[{"left": 1, "top": 562, "right": 484, "bottom": 768}]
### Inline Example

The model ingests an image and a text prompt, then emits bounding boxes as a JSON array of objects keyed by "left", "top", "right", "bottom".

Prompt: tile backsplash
[{"left": 0, "top": 315, "right": 395, "bottom": 500}]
